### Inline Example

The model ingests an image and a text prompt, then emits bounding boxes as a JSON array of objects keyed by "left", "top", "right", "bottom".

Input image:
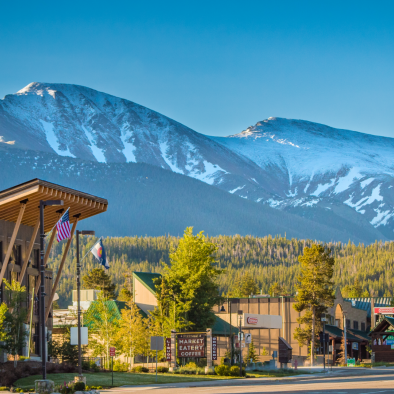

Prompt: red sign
[
  {"left": 177, "top": 334, "right": 206, "bottom": 358},
  {"left": 247, "top": 317, "right": 258, "bottom": 325},
  {"left": 212, "top": 337, "right": 217, "bottom": 360},
  {"left": 109, "top": 347, "right": 116, "bottom": 357},
  {"left": 166, "top": 338, "right": 171, "bottom": 361},
  {"left": 374, "top": 307, "right": 394, "bottom": 315}
]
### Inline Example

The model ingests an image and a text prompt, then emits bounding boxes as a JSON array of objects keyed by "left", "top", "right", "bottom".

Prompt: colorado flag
[{"left": 91, "top": 239, "right": 109, "bottom": 269}]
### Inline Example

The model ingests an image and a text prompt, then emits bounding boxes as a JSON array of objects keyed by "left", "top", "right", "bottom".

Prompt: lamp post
[
  {"left": 220, "top": 299, "right": 233, "bottom": 365},
  {"left": 76, "top": 230, "right": 95, "bottom": 378},
  {"left": 343, "top": 311, "right": 348, "bottom": 365},
  {"left": 238, "top": 312, "right": 243, "bottom": 377},
  {"left": 321, "top": 313, "right": 327, "bottom": 371},
  {"left": 39, "top": 200, "right": 64, "bottom": 380}
]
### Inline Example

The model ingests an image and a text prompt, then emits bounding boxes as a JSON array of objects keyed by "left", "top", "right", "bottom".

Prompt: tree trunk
[{"left": 311, "top": 306, "right": 315, "bottom": 366}]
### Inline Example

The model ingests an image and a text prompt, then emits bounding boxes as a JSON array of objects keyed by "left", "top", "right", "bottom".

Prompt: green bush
[
  {"left": 185, "top": 362, "right": 197, "bottom": 369},
  {"left": 0, "top": 388, "right": 9, "bottom": 392},
  {"left": 131, "top": 366, "right": 149, "bottom": 373},
  {"left": 215, "top": 365, "right": 230, "bottom": 376},
  {"left": 73, "top": 382, "right": 86, "bottom": 391},
  {"left": 157, "top": 366, "right": 169, "bottom": 373},
  {"left": 229, "top": 365, "right": 245, "bottom": 376},
  {"left": 113, "top": 360, "right": 129, "bottom": 372}
]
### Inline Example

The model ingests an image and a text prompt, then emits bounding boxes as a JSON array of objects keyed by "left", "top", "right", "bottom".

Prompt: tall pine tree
[{"left": 83, "top": 268, "right": 116, "bottom": 299}]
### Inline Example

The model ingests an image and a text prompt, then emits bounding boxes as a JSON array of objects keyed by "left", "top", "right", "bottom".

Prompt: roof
[
  {"left": 347, "top": 328, "right": 370, "bottom": 342},
  {"left": 85, "top": 300, "right": 126, "bottom": 327},
  {"left": 0, "top": 179, "right": 108, "bottom": 232},
  {"left": 212, "top": 314, "right": 239, "bottom": 335},
  {"left": 344, "top": 297, "right": 393, "bottom": 318},
  {"left": 369, "top": 316, "right": 394, "bottom": 335},
  {"left": 324, "top": 324, "right": 364, "bottom": 342},
  {"left": 133, "top": 272, "right": 162, "bottom": 295}
]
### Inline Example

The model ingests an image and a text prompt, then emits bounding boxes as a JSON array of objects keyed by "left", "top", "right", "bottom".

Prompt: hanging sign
[
  {"left": 212, "top": 337, "right": 217, "bottom": 360},
  {"left": 177, "top": 334, "right": 206, "bottom": 358},
  {"left": 166, "top": 338, "right": 171, "bottom": 361}
]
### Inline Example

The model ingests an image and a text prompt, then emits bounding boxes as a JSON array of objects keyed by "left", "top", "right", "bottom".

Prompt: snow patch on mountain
[{"left": 40, "top": 120, "right": 75, "bottom": 158}]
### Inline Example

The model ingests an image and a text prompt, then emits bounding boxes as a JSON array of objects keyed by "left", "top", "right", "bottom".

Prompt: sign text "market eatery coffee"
[{"left": 177, "top": 334, "right": 206, "bottom": 358}]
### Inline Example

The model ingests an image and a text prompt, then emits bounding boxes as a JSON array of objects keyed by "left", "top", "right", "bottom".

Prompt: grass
[{"left": 15, "top": 370, "right": 307, "bottom": 389}]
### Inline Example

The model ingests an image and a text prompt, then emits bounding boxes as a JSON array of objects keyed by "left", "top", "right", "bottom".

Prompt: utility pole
[
  {"left": 343, "top": 311, "right": 348, "bottom": 365},
  {"left": 238, "top": 312, "right": 243, "bottom": 377}
]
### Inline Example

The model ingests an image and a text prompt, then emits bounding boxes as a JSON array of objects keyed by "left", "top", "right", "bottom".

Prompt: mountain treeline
[{"left": 46, "top": 234, "right": 394, "bottom": 308}]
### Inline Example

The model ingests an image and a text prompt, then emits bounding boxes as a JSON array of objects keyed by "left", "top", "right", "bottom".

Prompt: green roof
[
  {"left": 324, "top": 324, "right": 364, "bottom": 342},
  {"left": 344, "top": 297, "right": 393, "bottom": 318},
  {"left": 347, "top": 328, "right": 370, "bottom": 342},
  {"left": 212, "top": 315, "right": 239, "bottom": 335},
  {"left": 133, "top": 272, "right": 162, "bottom": 296}
]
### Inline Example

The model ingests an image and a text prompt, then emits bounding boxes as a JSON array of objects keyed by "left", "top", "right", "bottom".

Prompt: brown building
[{"left": 0, "top": 179, "right": 108, "bottom": 361}]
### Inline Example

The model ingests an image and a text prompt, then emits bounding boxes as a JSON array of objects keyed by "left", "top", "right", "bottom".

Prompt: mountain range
[{"left": 0, "top": 82, "right": 392, "bottom": 243}]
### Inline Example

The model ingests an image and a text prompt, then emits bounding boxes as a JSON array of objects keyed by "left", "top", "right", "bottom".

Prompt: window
[
  {"left": 335, "top": 319, "right": 340, "bottom": 327},
  {"left": 31, "top": 249, "right": 39, "bottom": 269},
  {"left": 353, "top": 321, "right": 359, "bottom": 330},
  {"left": 346, "top": 319, "right": 351, "bottom": 328},
  {"left": 361, "top": 322, "right": 366, "bottom": 331},
  {"left": 11, "top": 245, "right": 22, "bottom": 265}
]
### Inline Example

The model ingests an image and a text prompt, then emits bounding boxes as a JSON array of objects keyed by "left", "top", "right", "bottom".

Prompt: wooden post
[
  {"left": 332, "top": 338, "right": 336, "bottom": 365},
  {"left": 170, "top": 329, "right": 176, "bottom": 372},
  {"left": 18, "top": 216, "right": 40, "bottom": 284},
  {"left": 45, "top": 219, "right": 79, "bottom": 322},
  {"left": 0, "top": 200, "right": 27, "bottom": 284}
]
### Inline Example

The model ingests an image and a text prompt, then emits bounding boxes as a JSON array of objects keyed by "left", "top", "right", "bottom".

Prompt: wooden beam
[
  {"left": 18, "top": 215, "right": 40, "bottom": 284},
  {"left": 45, "top": 219, "right": 79, "bottom": 322},
  {"left": 0, "top": 201, "right": 27, "bottom": 284}
]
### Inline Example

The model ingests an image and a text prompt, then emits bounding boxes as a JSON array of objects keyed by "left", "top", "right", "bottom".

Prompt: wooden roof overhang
[{"left": 0, "top": 179, "right": 108, "bottom": 232}]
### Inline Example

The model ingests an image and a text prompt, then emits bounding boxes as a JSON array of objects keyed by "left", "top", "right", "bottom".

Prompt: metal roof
[
  {"left": 344, "top": 297, "right": 393, "bottom": 318},
  {"left": 324, "top": 324, "right": 364, "bottom": 342},
  {"left": 133, "top": 272, "right": 162, "bottom": 295}
]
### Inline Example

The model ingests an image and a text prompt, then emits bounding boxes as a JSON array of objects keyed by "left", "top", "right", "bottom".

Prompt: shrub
[
  {"left": 141, "top": 367, "right": 149, "bottom": 373},
  {"left": 215, "top": 365, "right": 230, "bottom": 376},
  {"left": 73, "top": 382, "right": 86, "bottom": 391},
  {"left": 113, "top": 361, "right": 128, "bottom": 372},
  {"left": 185, "top": 362, "right": 197, "bottom": 369},
  {"left": 229, "top": 365, "right": 245, "bottom": 376},
  {"left": 0, "top": 388, "right": 9, "bottom": 392},
  {"left": 1, "top": 372, "right": 17, "bottom": 387},
  {"left": 131, "top": 366, "right": 149, "bottom": 373},
  {"left": 157, "top": 367, "right": 168, "bottom": 373}
]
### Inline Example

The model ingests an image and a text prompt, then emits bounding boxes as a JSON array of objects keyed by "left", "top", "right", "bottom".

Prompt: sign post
[
  {"left": 151, "top": 337, "right": 164, "bottom": 383},
  {"left": 109, "top": 347, "right": 116, "bottom": 386}
]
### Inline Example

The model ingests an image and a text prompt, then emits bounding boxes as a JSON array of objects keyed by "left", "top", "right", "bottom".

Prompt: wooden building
[
  {"left": 369, "top": 317, "right": 394, "bottom": 362},
  {"left": 0, "top": 179, "right": 108, "bottom": 361}
]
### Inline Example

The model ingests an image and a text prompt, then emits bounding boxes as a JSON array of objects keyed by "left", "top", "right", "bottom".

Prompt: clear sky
[{"left": 1, "top": 0, "right": 393, "bottom": 138}]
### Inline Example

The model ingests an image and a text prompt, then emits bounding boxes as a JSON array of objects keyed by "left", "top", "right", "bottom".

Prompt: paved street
[{"left": 103, "top": 370, "right": 394, "bottom": 394}]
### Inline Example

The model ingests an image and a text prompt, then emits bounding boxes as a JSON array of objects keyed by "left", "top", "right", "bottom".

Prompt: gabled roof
[
  {"left": 369, "top": 316, "right": 394, "bottom": 336},
  {"left": 324, "top": 324, "right": 364, "bottom": 342},
  {"left": 212, "top": 314, "right": 239, "bottom": 335},
  {"left": 133, "top": 272, "right": 161, "bottom": 295},
  {"left": 344, "top": 297, "right": 393, "bottom": 318},
  {"left": 347, "top": 328, "right": 370, "bottom": 342}
]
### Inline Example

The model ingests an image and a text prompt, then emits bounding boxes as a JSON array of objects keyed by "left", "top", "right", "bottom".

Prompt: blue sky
[{"left": 1, "top": 1, "right": 393, "bottom": 137}]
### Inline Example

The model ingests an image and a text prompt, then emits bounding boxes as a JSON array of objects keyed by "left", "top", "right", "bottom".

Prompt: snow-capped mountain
[
  {"left": 212, "top": 117, "right": 394, "bottom": 239},
  {"left": 0, "top": 82, "right": 276, "bottom": 199}
]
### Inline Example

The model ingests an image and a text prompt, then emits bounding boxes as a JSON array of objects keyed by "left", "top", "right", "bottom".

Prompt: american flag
[{"left": 56, "top": 209, "right": 71, "bottom": 242}]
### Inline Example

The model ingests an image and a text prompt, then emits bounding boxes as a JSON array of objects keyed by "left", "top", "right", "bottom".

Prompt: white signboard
[
  {"left": 243, "top": 313, "right": 282, "bottom": 329},
  {"left": 245, "top": 333, "right": 252, "bottom": 344},
  {"left": 70, "top": 327, "right": 88, "bottom": 345}
]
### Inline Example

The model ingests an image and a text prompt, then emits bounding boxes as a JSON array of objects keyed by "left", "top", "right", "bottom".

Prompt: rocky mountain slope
[
  {"left": 1, "top": 83, "right": 392, "bottom": 241},
  {"left": 212, "top": 117, "right": 394, "bottom": 239}
]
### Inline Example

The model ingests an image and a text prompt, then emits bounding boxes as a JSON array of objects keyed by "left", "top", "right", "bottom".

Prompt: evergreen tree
[
  {"left": 1, "top": 279, "right": 28, "bottom": 367},
  {"left": 230, "top": 273, "right": 259, "bottom": 297},
  {"left": 293, "top": 244, "right": 335, "bottom": 366},
  {"left": 269, "top": 282, "right": 287, "bottom": 297},
  {"left": 154, "top": 227, "right": 223, "bottom": 332},
  {"left": 246, "top": 339, "right": 258, "bottom": 364},
  {"left": 337, "top": 337, "right": 346, "bottom": 365},
  {"left": 83, "top": 268, "right": 116, "bottom": 299}
]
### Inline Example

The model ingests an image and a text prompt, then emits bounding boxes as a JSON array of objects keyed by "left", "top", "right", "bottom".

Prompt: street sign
[
  {"left": 212, "top": 337, "right": 217, "bottom": 360},
  {"left": 237, "top": 333, "right": 244, "bottom": 340},
  {"left": 245, "top": 333, "right": 252, "bottom": 344},
  {"left": 109, "top": 347, "right": 116, "bottom": 357},
  {"left": 374, "top": 307, "right": 394, "bottom": 314},
  {"left": 151, "top": 336, "right": 164, "bottom": 351},
  {"left": 352, "top": 342, "right": 358, "bottom": 350},
  {"left": 347, "top": 358, "right": 356, "bottom": 367},
  {"left": 166, "top": 338, "right": 171, "bottom": 361},
  {"left": 177, "top": 334, "right": 206, "bottom": 358}
]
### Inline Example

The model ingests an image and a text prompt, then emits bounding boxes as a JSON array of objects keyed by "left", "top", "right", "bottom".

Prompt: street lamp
[
  {"left": 343, "top": 311, "right": 348, "bottom": 365},
  {"left": 39, "top": 200, "right": 64, "bottom": 380},
  {"left": 238, "top": 311, "right": 243, "bottom": 377},
  {"left": 220, "top": 299, "right": 233, "bottom": 365},
  {"left": 76, "top": 230, "right": 95, "bottom": 379}
]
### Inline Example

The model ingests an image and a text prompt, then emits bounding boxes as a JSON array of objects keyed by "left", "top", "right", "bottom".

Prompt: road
[{"left": 103, "top": 370, "right": 394, "bottom": 394}]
